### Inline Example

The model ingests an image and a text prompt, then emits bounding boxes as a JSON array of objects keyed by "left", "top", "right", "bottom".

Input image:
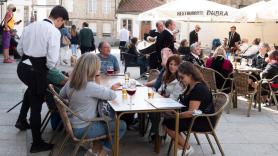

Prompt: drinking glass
[
  {"left": 124, "top": 72, "right": 130, "bottom": 83},
  {"left": 126, "top": 80, "right": 136, "bottom": 105},
  {"left": 148, "top": 87, "right": 155, "bottom": 99}
]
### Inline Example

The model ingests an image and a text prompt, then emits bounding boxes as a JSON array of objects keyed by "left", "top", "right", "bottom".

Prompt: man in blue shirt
[{"left": 97, "top": 41, "right": 120, "bottom": 74}]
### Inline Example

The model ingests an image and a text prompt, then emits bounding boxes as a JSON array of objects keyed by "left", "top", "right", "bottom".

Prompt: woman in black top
[
  {"left": 70, "top": 25, "right": 79, "bottom": 56},
  {"left": 163, "top": 61, "right": 215, "bottom": 155}
]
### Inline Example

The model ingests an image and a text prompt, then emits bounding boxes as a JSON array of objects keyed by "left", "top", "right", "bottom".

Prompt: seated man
[
  {"left": 241, "top": 38, "right": 260, "bottom": 59},
  {"left": 97, "top": 41, "right": 120, "bottom": 74},
  {"left": 252, "top": 43, "right": 269, "bottom": 70},
  {"left": 184, "top": 42, "right": 204, "bottom": 67},
  {"left": 126, "top": 37, "right": 148, "bottom": 75}
]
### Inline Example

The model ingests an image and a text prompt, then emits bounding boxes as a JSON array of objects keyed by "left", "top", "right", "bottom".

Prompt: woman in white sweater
[
  {"left": 158, "top": 54, "right": 183, "bottom": 100},
  {"left": 60, "top": 53, "right": 126, "bottom": 156}
]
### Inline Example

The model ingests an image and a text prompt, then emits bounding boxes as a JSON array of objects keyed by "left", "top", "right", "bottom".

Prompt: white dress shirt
[
  {"left": 17, "top": 20, "right": 61, "bottom": 69},
  {"left": 242, "top": 45, "right": 259, "bottom": 57},
  {"left": 119, "top": 28, "right": 129, "bottom": 42}
]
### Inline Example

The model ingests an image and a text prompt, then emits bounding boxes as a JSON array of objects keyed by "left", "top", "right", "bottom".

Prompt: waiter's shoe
[
  {"left": 15, "top": 119, "right": 30, "bottom": 131},
  {"left": 3, "top": 58, "right": 13, "bottom": 63},
  {"left": 30, "top": 141, "right": 54, "bottom": 153}
]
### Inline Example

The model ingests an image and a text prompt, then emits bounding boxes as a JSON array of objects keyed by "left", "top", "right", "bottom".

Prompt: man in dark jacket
[
  {"left": 184, "top": 42, "right": 204, "bottom": 67},
  {"left": 228, "top": 26, "right": 241, "bottom": 49},
  {"left": 144, "top": 21, "right": 164, "bottom": 69},
  {"left": 79, "top": 22, "right": 95, "bottom": 54},
  {"left": 189, "top": 25, "right": 201, "bottom": 45}
]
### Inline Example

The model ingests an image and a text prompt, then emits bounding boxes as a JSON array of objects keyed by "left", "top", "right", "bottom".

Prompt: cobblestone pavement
[{"left": 1, "top": 49, "right": 278, "bottom": 156}]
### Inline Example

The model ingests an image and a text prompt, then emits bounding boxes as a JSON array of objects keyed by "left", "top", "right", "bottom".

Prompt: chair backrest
[
  {"left": 53, "top": 95, "right": 76, "bottom": 140},
  {"left": 268, "top": 75, "right": 278, "bottom": 93},
  {"left": 48, "top": 84, "right": 68, "bottom": 105},
  {"left": 148, "top": 69, "right": 160, "bottom": 82},
  {"left": 203, "top": 67, "right": 218, "bottom": 91},
  {"left": 212, "top": 92, "right": 229, "bottom": 127},
  {"left": 232, "top": 71, "right": 250, "bottom": 95}
]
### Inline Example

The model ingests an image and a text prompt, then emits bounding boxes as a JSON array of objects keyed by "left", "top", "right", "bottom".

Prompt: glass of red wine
[
  {"left": 127, "top": 80, "right": 136, "bottom": 105},
  {"left": 107, "top": 63, "right": 114, "bottom": 75}
]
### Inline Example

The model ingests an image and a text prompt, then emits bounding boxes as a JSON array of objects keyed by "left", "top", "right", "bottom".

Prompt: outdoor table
[{"left": 100, "top": 75, "right": 184, "bottom": 156}]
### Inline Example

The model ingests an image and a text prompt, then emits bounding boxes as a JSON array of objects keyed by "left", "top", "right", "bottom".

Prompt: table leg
[
  {"left": 233, "top": 92, "right": 238, "bottom": 108},
  {"left": 174, "top": 111, "right": 179, "bottom": 156},
  {"left": 114, "top": 113, "right": 120, "bottom": 156},
  {"left": 138, "top": 113, "right": 146, "bottom": 136}
]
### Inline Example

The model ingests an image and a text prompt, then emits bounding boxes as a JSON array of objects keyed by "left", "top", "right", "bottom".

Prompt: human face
[
  {"left": 101, "top": 42, "right": 111, "bottom": 56},
  {"left": 230, "top": 27, "right": 236, "bottom": 33},
  {"left": 53, "top": 17, "right": 65, "bottom": 28},
  {"left": 259, "top": 46, "right": 267, "bottom": 55},
  {"left": 178, "top": 73, "right": 191, "bottom": 85},
  {"left": 156, "top": 22, "right": 164, "bottom": 33},
  {"left": 169, "top": 22, "right": 176, "bottom": 31},
  {"left": 195, "top": 26, "right": 201, "bottom": 32},
  {"left": 168, "top": 60, "right": 178, "bottom": 74},
  {"left": 193, "top": 45, "right": 201, "bottom": 56}
]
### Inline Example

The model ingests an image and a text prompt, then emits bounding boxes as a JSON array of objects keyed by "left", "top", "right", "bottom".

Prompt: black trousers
[
  {"left": 17, "top": 55, "right": 48, "bottom": 144},
  {"left": 149, "top": 52, "right": 161, "bottom": 70}
]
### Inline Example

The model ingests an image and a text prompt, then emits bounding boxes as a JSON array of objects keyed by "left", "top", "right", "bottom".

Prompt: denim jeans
[
  {"left": 73, "top": 120, "right": 126, "bottom": 151},
  {"left": 71, "top": 44, "right": 78, "bottom": 56}
]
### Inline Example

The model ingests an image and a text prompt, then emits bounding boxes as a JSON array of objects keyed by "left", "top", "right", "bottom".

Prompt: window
[
  {"left": 103, "top": 0, "right": 111, "bottom": 14},
  {"left": 89, "top": 23, "right": 97, "bottom": 35},
  {"left": 64, "top": 0, "right": 73, "bottom": 12},
  {"left": 122, "top": 19, "right": 133, "bottom": 33},
  {"left": 24, "top": 6, "right": 29, "bottom": 26},
  {"left": 88, "top": 0, "right": 97, "bottom": 13},
  {"left": 102, "top": 23, "right": 111, "bottom": 37}
]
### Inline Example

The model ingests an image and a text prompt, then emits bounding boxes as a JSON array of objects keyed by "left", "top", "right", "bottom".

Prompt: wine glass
[
  {"left": 126, "top": 80, "right": 136, "bottom": 105},
  {"left": 107, "top": 62, "right": 114, "bottom": 75}
]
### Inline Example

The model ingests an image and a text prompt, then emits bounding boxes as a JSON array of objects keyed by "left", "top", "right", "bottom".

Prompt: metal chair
[
  {"left": 167, "top": 92, "right": 229, "bottom": 156},
  {"left": 229, "top": 71, "right": 259, "bottom": 117},
  {"left": 122, "top": 52, "right": 141, "bottom": 73},
  {"left": 267, "top": 75, "right": 278, "bottom": 109},
  {"left": 50, "top": 95, "right": 112, "bottom": 156}
]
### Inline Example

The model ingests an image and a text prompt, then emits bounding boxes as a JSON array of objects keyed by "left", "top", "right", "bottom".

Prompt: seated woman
[
  {"left": 59, "top": 53, "right": 126, "bottom": 156},
  {"left": 163, "top": 61, "right": 216, "bottom": 156},
  {"left": 178, "top": 39, "right": 190, "bottom": 56},
  {"left": 158, "top": 54, "right": 183, "bottom": 100},
  {"left": 206, "top": 47, "right": 233, "bottom": 92},
  {"left": 126, "top": 37, "right": 148, "bottom": 75},
  {"left": 252, "top": 43, "right": 269, "bottom": 70},
  {"left": 261, "top": 50, "right": 278, "bottom": 92}
]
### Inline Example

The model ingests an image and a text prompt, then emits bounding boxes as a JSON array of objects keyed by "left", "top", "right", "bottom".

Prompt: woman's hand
[{"left": 111, "top": 82, "right": 121, "bottom": 91}]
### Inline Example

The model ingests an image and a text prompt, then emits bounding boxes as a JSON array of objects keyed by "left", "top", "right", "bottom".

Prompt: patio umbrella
[
  {"left": 138, "top": 0, "right": 241, "bottom": 22},
  {"left": 257, "top": 0, "right": 278, "bottom": 21},
  {"left": 239, "top": 1, "right": 267, "bottom": 22}
]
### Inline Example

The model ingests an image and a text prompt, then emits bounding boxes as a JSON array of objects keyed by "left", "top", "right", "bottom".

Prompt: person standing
[
  {"left": 119, "top": 23, "right": 130, "bottom": 60},
  {"left": 79, "top": 22, "right": 95, "bottom": 54},
  {"left": 2, "top": 4, "right": 21, "bottom": 63},
  {"left": 189, "top": 25, "right": 201, "bottom": 45},
  {"left": 70, "top": 25, "right": 79, "bottom": 56},
  {"left": 228, "top": 26, "right": 241, "bottom": 49},
  {"left": 144, "top": 21, "right": 165, "bottom": 69},
  {"left": 59, "top": 24, "right": 71, "bottom": 65},
  {"left": 15, "top": 5, "right": 68, "bottom": 153}
]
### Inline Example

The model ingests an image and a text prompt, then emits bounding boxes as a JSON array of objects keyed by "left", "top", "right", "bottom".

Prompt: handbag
[
  {"left": 62, "top": 36, "right": 71, "bottom": 45},
  {"left": 97, "top": 99, "right": 114, "bottom": 119}
]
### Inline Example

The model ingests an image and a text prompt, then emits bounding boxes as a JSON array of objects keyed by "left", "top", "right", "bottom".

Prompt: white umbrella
[
  {"left": 257, "top": 0, "right": 278, "bottom": 21},
  {"left": 239, "top": 1, "right": 267, "bottom": 22},
  {"left": 138, "top": 0, "right": 241, "bottom": 22}
]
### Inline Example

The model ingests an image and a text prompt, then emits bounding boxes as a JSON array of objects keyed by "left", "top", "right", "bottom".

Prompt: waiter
[
  {"left": 16, "top": 6, "right": 68, "bottom": 153},
  {"left": 189, "top": 25, "right": 201, "bottom": 45},
  {"left": 144, "top": 21, "right": 165, "bottom": 69},
  {"left": 228, "top": 25, "right": 241, "bottom": 49}
]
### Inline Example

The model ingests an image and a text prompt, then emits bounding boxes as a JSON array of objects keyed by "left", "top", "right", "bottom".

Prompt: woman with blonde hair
[
  {"left": 60, "top": 53, "right": 126, "bottom": 156},
  {"left": 206, "top": 46, "right": 233, "bottom": 92}
]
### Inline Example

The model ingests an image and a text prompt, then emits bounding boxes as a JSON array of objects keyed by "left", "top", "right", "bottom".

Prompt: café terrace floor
[{"left": 1, "top": 48, "right": 278, "bottom": 156}]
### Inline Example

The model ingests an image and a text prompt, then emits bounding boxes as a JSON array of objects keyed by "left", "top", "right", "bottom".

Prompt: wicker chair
[
  {"left": 229, "top": 71, "right": 259, "bottom": 117},
  {"left": 267, "top": 75, "right": 278, "bottom": 110},
  {"left": 50, "top": 95, "right": 112, "bottom": 156},
  {"left": 167, "top": 92, "right": 229, "bottom": 156},
  {"left": 202, "top": 67, "right": 232, "bottom": 93}
]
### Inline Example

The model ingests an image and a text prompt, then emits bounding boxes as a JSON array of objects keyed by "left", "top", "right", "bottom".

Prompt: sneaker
[
  {"left": 3, "top": 58, "right": 13, "bottom": 63},
  {"left": 30, "top": 141, "right": 53, "bottom": 153},
  {"left": 15, "top": 119, "right": 30, "bottom": 131},
  {"left": 177, "top": 146, "right": 194, "bottom": 156}
]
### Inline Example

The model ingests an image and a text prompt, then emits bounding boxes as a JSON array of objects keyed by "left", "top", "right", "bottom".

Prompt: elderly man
[
  {"left": 189, "top": 25, "right": 201, "bottom": 45},
  {"left": 97, "top": 41, "right": 120, "bottom": 74},
  {"left": 184, "top": 42, "right": 204, "bottom": 67}
]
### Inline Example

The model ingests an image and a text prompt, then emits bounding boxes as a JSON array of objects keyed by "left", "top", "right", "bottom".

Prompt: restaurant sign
[{"left": 177, "top": 10, "right": 229, "bottom": 16}]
